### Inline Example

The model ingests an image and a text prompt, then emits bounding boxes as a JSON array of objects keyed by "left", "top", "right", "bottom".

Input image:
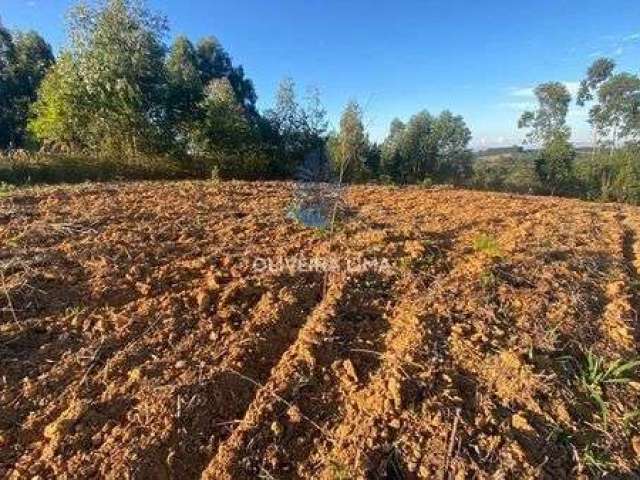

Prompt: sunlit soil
[{"left": 1, "top": 181, "right": 639, "bottom": 478}]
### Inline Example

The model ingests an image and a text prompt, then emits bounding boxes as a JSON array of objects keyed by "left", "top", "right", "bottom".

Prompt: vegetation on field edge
[{"left": 1, "top": 0, "right": 639, "bottom": 204}]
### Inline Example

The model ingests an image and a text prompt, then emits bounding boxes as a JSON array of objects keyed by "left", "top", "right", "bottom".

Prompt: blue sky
[{"left": 1, "top": 0, "right": 639, "bottom": 148}]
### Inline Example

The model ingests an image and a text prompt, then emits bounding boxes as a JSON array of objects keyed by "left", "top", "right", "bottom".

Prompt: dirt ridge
[{"left": 2, "top": 182, "right": 640, "bottom": 478}]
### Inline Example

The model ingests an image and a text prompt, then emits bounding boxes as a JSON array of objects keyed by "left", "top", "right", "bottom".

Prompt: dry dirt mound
[{"left": 1, "top": 181, "right": 640, "bottom": 479}]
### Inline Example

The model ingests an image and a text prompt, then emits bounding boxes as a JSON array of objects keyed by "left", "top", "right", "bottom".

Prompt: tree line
[
  {"left": 516, "top": 58, "right": 640, "bottom": 201},
  {"left": 0, "top": 28, "right": 54, "bottom": 148},
  {"left": 0, "top": 0, "right": 473, "bottom": 185},
  {"left": 4, "top": 0, "right": 638, "bottom": 203}
]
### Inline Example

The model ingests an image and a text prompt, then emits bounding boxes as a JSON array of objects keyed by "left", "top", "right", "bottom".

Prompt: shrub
[
  {"left": 575, "top": 147, "right": 640, "bottom": 204},
  {"left": 534, "top": 134, "right": 576, "bottom": 195},
  {"left": 471, "top": 154, "right": 542, "bottom": 194},
  {"left": 420, "top": 176, "right": 434, "bottom": 188},
  {"left": 210, "top": 165, "right": 221, "bottom": 184},
  {"left": 0, "top": 181, "right": 16, "bottom": 196},
  {"left": 472, "top": 160, "right": 508, "bottom": 191},
  {"left": 378, "top": 174, "right": 395, "bottom": 185},
  {"left": 0, "top": 151, "right": 190, "bottom": 185},
  {"left": 202, "top": 147, "right": 272, "bottom": 181}
]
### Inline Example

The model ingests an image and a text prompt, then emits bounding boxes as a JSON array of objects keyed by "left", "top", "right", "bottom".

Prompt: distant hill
[
  {"left": 476, "top": 146, "right": 524, "bottom": 157},
  {"left": 477, "top": 145, "right": 594, "bottom": 159}
]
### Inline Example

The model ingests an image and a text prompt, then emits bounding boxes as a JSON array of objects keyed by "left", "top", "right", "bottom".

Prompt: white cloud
[
  {"left": 509, "top": 87, "right": 534, "bottom": 97},
  {"left": 588, "top": 31, "right": 640, "bottom": 59}
]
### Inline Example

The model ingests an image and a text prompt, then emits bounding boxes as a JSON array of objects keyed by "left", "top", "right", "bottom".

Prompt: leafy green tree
[
  {"left": 303, "top": 86, "right": 329, "bottom": 150},
  {"left": 592, "top": 73, "right": 640, "bottom": 148},
  {"left": 381, "top": 118, "right": 406, "bottom": 180},
  {"left": 265, "top": 78, "right": 329, "bottom": 177},
  {"left": 227, "top": 65, "right": 257, "bottom": 114},
  {"left": 334, "top": 100, "right": 368, "bottom": 182},
  {"left": 535, "top": 133, "right": 576, "bottom": 195},
  {"left": 12, "top": 32, "right": 54, "bottom": 99},
  {"left": 577, "top": 58, "right": 616, "bottom": 106},
  {"left": 577, "top": 58, "right": 616, "bottom": 155},
  {"left": 196, "top": 37, "right": 231, "bottom": 82},
  {"left": 191, "top": 78, "right": 268, "bottom": 178},
  {"left": 196, "top": 36, "right": 257, "bottom": 114},
  {"left": 196, "top": 37, "right": 230, "bottom": 80},
  {"left": 0, "top": 23, "right": 13, "bottom": 70},
  {"left": 0, "top": 27, "right": 54, "bottom": 148},
  {"left": 166, "top": 36, "right": 203, "bottom": 148},
  {"left": 29, "top": 53, "right": 86, "bottom": 149},
  {"left": 398, "top": 110, "right": 437, "bottom": 182},
  {"left": 192, "top": 78, "right": 253, "bottom": 154},
  {"left": 364, "top": 142, "right": 381, "bottom": 177},
  {"left": 291, "top": 86, "right": 330, "bottom": 180},
  {"left": 266, "top": 77, "right": 304, "bottom": 176},
  {"left": 433, "top": 111, "right": 473, "bottom": 183},
  {"left": 164, "top": 34, "right": 260, "bottom": 156},
  {"left": 518, "top": 82, "right": 571, "bottom": 145},
  {"left": 381, "top": 111, "right": 473, "bottom": 184},
  {"left": 577, "top": 58, "right": 640, "bottom": 149},
  {"left": 518, "top": 81, "right": 574, "bottom": 191},
  {"left": 29, "top": 0, "right": 263, "bottom": 157},
  {"left": 0, "top": 24, "right": 16, "bottom": 148},
  {"left": 10, "top": 31, "right": 54, "bottom": 146},
  {"left": 31, "top": 0, "right": 170, "bottom": 155},
  {"left": 270, "top": 78, "right": 302, "bottom": 144}
]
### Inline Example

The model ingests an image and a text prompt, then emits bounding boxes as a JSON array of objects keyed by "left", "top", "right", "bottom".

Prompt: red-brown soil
[{"left": 1, "top": 181, "right": 639, "bottom": 479}]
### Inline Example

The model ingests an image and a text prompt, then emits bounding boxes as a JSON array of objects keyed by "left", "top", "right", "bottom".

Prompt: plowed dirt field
[{"left": 1, "top": 181, "right": 640, "bottom": 479}]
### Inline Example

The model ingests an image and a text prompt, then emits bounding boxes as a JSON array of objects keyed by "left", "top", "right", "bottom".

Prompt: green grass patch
[
  {"left": 473, "top": 233, "right": 502, "bottom": 258},
  {"left": 0, "top": 152, "right": 206, "bottom": 186},
  {"left": 579, "top": 351, "right": 640, "bottom": 427},
  {"left": 0, "top": 182, "right": 16, "bottom": 197}
]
